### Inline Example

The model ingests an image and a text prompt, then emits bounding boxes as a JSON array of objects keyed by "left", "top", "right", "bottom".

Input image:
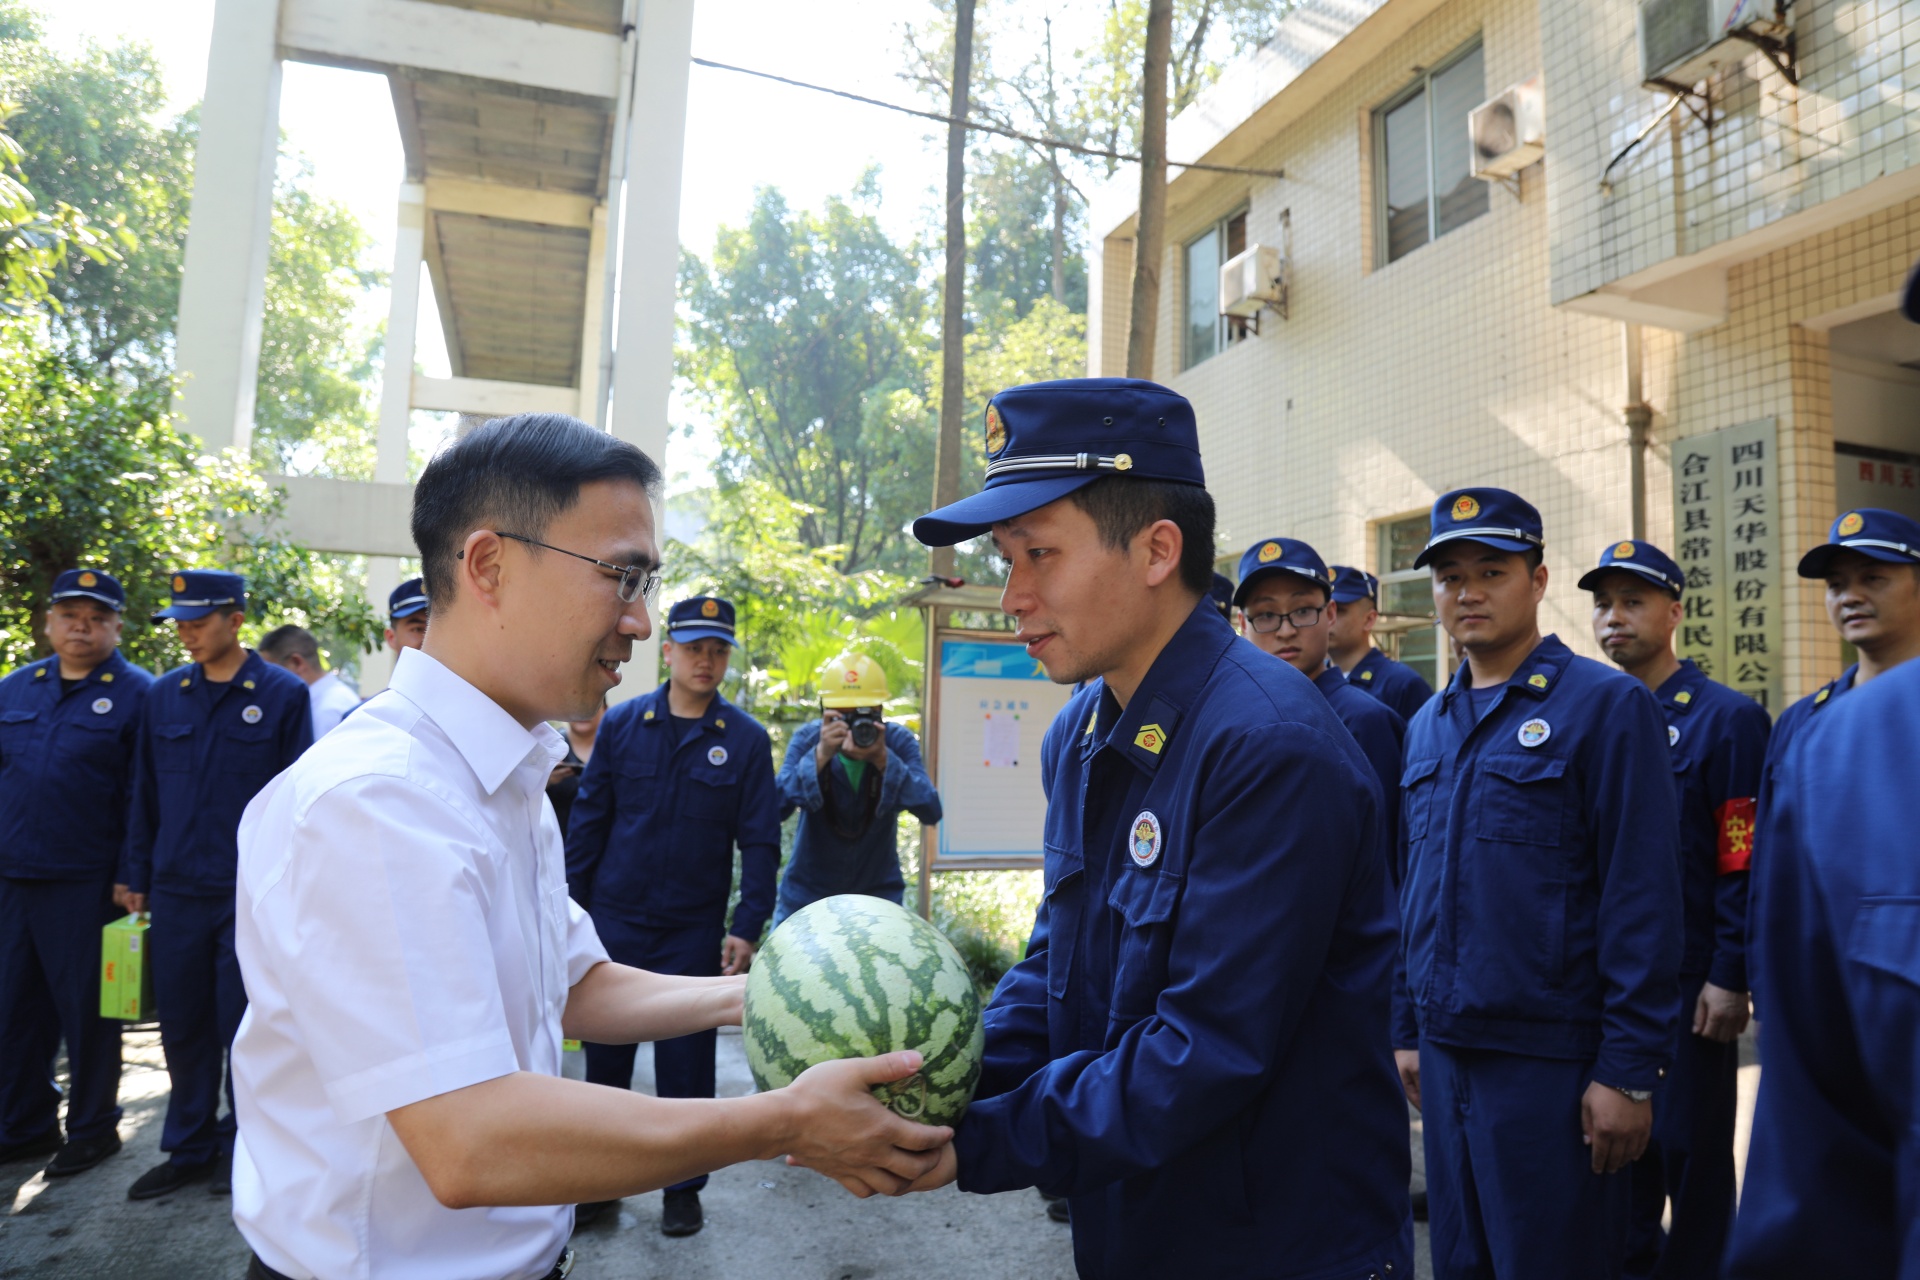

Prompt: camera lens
[{"left": 851, "top": 720, "right": 880, "bottom": 749}]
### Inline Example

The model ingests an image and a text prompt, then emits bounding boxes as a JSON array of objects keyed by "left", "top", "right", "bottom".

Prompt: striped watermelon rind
[{"left": 743, "top": 895, "right": 985, "bottom": 1127}]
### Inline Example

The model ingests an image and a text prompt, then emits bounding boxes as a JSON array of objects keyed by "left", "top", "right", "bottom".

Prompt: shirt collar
[
  {"left": 388, "top": 647, "right": 563, "bottom": 795},
  {"left": 1086, "top": 599, "right": 1237, "bottom": 773},
  {"left": 1312, "top": 663, "right": 1347, "bottom": 697},
  {"left": 1655, "top": 658, "right": 1710, "bottom": 714},
  {"left": 1439, "top": 633, "right": 1573, "bottom": 707},
  {"left": 635, "top": 682, "right": 732, "bottom": 733}
]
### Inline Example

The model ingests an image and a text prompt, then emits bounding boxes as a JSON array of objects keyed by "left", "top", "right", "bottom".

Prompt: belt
[{"left": 248, "top": 1248, "right": 575, "bottom": 1280}]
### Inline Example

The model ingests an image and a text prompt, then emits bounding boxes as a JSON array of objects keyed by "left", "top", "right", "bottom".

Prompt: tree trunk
[
  {"left": 1126, "top": 0, "right": 1173, "bottom": 379},
  {"left": 931, "top": 0, "right": 976, "bottom": 582}
]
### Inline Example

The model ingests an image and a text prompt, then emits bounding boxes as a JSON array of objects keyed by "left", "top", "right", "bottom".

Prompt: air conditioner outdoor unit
[
  {"left": 1637, "top": 0, "right": 1787, "bottom": 91},
  {"left": 1219, "top": 244, "right": 1286, "bottom": 319},
  {"left": 1470, "top": 75, "right": 1545, "bottom": 180}
]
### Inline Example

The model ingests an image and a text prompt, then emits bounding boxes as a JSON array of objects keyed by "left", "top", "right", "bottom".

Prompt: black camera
[{"left": 843, "top": 706, "right": 884, "bottom": 750}]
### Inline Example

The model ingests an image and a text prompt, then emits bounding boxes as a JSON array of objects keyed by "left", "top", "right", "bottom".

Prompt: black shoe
[
  {"left": 127, "top": 1158, "right": 213, "bottom": 1201},
  {"left": 209, "top": 1152, "right": 232, "bottom": 1195},
  {"left": 1037, "top": 1189, "right": 1062, "bottom": 1203},
  {"left": 1411, "top": 1188, "right": 1429, "bottom": 1222},
  {"left": 44, "top": 1132, "right": 122, "bottom": 1177},
  {"left": 0, "top": 1129, "right": 61, "bottom": 1164},
  {"left": 573, "top": 1199, "right": 618, "bottom": 1231},
  {"left": 1046, "top": 1197, "right": 1070, "bottom": 1224},
  {"left": 661, "top": 1188, "right": 703, "bottom": 1237}
]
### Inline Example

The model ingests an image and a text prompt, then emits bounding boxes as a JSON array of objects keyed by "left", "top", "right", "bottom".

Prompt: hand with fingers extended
[{"left": 778, "top": 1051, "right": 954, "bottom": 1198}]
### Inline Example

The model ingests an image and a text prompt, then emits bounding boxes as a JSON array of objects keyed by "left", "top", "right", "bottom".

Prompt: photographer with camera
[{"left": 772, "top": 654, "right": 942, "bottom": 929}]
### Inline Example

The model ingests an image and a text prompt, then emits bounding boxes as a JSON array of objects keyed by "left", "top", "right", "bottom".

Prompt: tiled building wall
[{"left": 1544, "top": 0, "right": 1920, "bottom": 303}]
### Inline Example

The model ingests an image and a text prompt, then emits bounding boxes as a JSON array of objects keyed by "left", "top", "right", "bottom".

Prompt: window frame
[
  {"left": 1372, "top": 511, "right": 1451, "bottom": 688},
  {"left": 1372, "top": 37, "right": 1489, "bottom": 268},
  {"left": 1181, "top": 206, "right": 1251, "bottom": 371}
]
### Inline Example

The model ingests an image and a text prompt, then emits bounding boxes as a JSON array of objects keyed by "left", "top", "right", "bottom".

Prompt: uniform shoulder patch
[
  {"left": 1673, "top": 690, "right": 1692, "bottom": 705},
  {"left": 1129, "top": 811, "right": 1163, "bottom": 867},
  {"left": 1133, "top": 723, "right": 1167, "bottom": 755},
  {"left": 1814, "top": 685, "right": 1832, "bottom": 706},
  {"left": 1527, "top": 673, "right": 1549, "bottom": 689},
  {"left": 1359, "top": 670, "right": 1373, "bottom": 681}
]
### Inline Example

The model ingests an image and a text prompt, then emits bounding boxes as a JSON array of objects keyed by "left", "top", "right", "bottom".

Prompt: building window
[
  {"left": 1375, "top": 511, "right": 1445, "bottom": 690},
  {"left": 1375, "top": 40, "right": 1490, "bottom": 265},
  {"left": 1183, "top": 209, "right": 1248, "bottom": 369}
]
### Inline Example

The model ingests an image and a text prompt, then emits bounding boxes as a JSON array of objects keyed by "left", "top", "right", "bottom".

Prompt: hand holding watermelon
[{"left": 774, "top": 1049, "right": 954, "bottom": 1197}]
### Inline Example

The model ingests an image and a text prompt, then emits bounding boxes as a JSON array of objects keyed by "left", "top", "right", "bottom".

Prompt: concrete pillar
[
  {"left": 576, "top": 201, "right": 610, "bottom": 429},
  {"left": 358, "top": 556, "right": 403, "bottom": 697},
  {"left": 172, "top": 0, "right": 283, "bottom": 454},
  {"left": 605, "top": 0, "right": 695, "bottom": 703}
]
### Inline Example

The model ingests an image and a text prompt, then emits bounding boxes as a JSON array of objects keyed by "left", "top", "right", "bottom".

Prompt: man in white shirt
[
  {"left": 232, "top": 414, "right": 949, "bottom": 1280},
  {"left": 257, "top": 625, "right": 362, "bottom": 737}
]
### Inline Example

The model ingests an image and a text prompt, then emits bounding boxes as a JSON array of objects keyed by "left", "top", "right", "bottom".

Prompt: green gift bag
[{"left": 100, "top": 913, "right": 153, "bottom": 1021}]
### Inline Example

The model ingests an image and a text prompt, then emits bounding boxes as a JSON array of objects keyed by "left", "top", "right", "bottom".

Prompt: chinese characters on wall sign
[{"left": 1672, "top": 420, "right": 1783, "bottom": 711}]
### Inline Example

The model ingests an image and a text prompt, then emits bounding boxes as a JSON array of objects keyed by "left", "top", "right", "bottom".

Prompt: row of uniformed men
[{"left": 0, "top": 570, "right": 430, "bottom": 1198}]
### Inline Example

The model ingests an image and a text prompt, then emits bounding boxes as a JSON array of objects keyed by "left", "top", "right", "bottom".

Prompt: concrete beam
[
  {"left": 273, "top": 476, "right": 416, "bottom": 557},
  {"left": 1560, "top": 264, "right": 1729, "bottom": 334},
  {"left": 278, "top": 0, "right": 622, "bottom": 100},
  {"left": 172, "top": 0, "right": 282, "bottom": 454},
  {"left": 410, "top": 374, "right": 578, "bottom": 417},
  {"left": 424, "top": 175, "right": 596, "bottom": 229}
]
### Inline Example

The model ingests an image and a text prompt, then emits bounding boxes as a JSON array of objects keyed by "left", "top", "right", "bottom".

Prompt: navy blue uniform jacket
[
  {"left": 953, "top": 603, "right": 1413, "bottom": 1279},
  {"left": 120, "top": 651, "right": 311, "bottom": 896},
  {"left": 1656, "top": 660, "right": 1769, "bottom": 991},
  {"left": 1350, "top": 646, "right": 1433, "bottom": 721},
  {"left": 0, "top": 652, "right": 153, "bottom": 879},
  {"left": 775, "top": 720, "right": 941, "bottom": 903},
  {"left": 1315, "top": 663, "right": 1408, "bottom": 880},
  {"left": 1396, "top": 636, "right": 1682, "bottom": 1090},
  {"left": 565, "top": 684, "right": 781, "bottom": 942},
  {"left": 1726, "top": 659, "right": 1920, "bottom": 1277}
]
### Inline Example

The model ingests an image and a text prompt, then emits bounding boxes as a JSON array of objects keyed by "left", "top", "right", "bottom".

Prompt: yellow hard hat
[{"left": 819, "top": 653, "right": 890, "bottom": 708}]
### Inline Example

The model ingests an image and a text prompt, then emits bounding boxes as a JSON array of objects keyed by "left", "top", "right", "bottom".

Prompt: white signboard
[
  {"left": 1672, "top": 419, "right": 1784, "bottom": 712},
  {"left": 931, "top": 638, "right": 1076, "bottom": 862}
]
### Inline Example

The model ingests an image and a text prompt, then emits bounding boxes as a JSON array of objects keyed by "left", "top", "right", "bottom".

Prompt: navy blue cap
[
  {"left": 1209, "top": 573, "right": 1235, "bottom": 616},
  {"left": 50, "top": 568, "right": 126, "bottom": 611},
  {"left": 667, "top": 595, "right": 736, "bottom": 645},
  {"left": 911, "top": 378, "right": 1206, "bottom": 546},
  {"left": 1578, "top": 539, "right": 1684, "bottom": 596},
  {"left": 1413, "top": 488, "right": 1545, "bottom": 568},
  {"left": 1232, "top": 537, "right": 1334, "bottom": 608},
  {"left": 1798, "top": 508, "right": 1920, "bottom": 577},
  {"left": 151, "top": 570, "right": 245, "bottom": 622},
  {"left": 1329, "top": 566, "right": 1379, "bottom": 604},
  {"left": 388, "top": 577, "right": 429, "bottom": 620}
]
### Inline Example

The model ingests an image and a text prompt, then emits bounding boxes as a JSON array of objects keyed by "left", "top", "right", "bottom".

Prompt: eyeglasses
[
  {"left": 1245, "top": 603, "right": 1327, "bottom": 634},
  {"left": 486, "top": 531, "right": 661, "bottom": 604}
]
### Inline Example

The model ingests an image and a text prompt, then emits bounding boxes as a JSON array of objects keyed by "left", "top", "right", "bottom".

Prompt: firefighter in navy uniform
[
  {"left": 896, "top": 378, "right": 1414, "bottom": 1279},
  {"left": 117, "top": 571, "right": 312, "bottom": 1200},
  {"left": 1394, "top": 490, "right": 1682, "bottom": 1280},
  {"left": 1583, "top": 539, "right": 1770, "bottom": 1279},
  {"left": 0, "top": 570, "right": 153, "bottom": 1179},
  {"left": 1328, "top": 565, "right": 1433, "bottom": 719},
  {"left": 564, "top": 594, "right": 780, "bottom": 1238}
]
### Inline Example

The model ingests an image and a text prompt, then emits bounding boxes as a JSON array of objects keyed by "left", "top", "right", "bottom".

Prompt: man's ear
[
  {"left": 457, "top": 530, "right": 508, "bottom": 609},
  {"left": 1140, "top": 518, "right": 1184, "bottom": 588}
]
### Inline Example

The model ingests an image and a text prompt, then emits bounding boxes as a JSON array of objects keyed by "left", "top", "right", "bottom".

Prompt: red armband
[{"left": 1715, "top": 797, "right": 1756, "bottom": 874}]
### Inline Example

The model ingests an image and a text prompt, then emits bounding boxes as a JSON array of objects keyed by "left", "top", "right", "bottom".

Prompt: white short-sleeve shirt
[
  {"left": 305, "top": 669, "right": 362, "bottom": 738},
  {"left": 231, "top": 647, "right": 609, "bottom": 1280}
]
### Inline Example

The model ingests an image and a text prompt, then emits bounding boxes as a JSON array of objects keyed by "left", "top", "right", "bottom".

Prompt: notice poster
[
  {"left": 932, "top": 638, "right": 1076, "bottom": 861},
  {"left": 1671, "top": 419, "right": 1784, "bottom": 712}
]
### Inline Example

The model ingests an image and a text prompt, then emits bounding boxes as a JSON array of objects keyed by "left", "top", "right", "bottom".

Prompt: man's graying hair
[{"left": 411, "top": 413, "right": 662, "bottom": 609}]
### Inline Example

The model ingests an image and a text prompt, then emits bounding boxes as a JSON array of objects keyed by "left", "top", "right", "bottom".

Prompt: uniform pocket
[
  {"left": 683, "top": 763, "right": 737, "bottom": 822},
  {"left": 1849, "top": 898, "right": 1920, "bottom": 988},
  {"left": 222, "top": 724, "right": 275, "bottom": 780},
  {"left": 0, "top": 708, "right": 37, "bottom": 759},
  {"left": 1472, "top": 753, "right": 1569, "bottom": 846},
  {"left": 1042, "top": 847, "right": 1083, "bottom": 999},
  {"left": 154, "top": 722, "right": 196, "bottom": 773},
  {"left": 1401, "top": 756, "right": 1442, "bottom": 842},
  {"left": 1106, "top": 870, "right": 1181, "bottom": 1028}
]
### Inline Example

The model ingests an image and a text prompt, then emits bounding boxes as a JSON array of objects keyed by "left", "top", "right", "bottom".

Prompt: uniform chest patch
[
  {"left": 1517, "top": 718, "right": 1551, "bottom": 748},
  {"left": 1668, "top": 725, "right": 1680, "bottom": 747},
  {"left": 1129, "top": 811, "right": 1163, "bottom": 868},
  {"left": 92, "top": 697, "right": 112, "bottom": 715},
  {"left": 241, "top": 705, "right": 263, "bottom": 725},
  {"left": 707, "top": 745, "right": 728, "bottom": 766}
]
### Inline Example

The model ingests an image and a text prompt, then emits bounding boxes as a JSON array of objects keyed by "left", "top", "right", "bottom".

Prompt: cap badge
[
  {"left": 171, "top": 575, "right": 187, "bottom": 593},
  {"left": 984, "top": 403, "right": 1008, "bottom": 457},
  {"left": 78, "top": 571, "right": 98, "bottom": 587},
  {"left": 1527, "top": 673, "right": 1549, "bottom": 689},
  {"left": 1518, "top": 718, "right": 1552, "bottom": 748},
  {"left": 1668, "top": 725, "right": 1680, "bottom": 747},
  {"left": 1614, "top": 542, "right": 1636, "bottom": 558},
  {"left": 1133, "top": 723, "right": 1167, "bottom": 755},
  {"left": 241, "top": 705, "right": 263, "bottom": 725},
  {"left": 1114, "top": 453, "right": 1133, "bottom": 471},
  {"left": 1451, "top": 495, "right": 1481, "bottom": 522},
  {"left": 707, "top": 745, "right": 728, "bottom": 766},
  {"left": 700, "top": 599, "right": 719, "bottom": 618},
  {"left": 1839, "top": 511, "right": 1865, "bottom": 536},
  {"left": 1129, "top": 810, "right": 1163, "bottom": 868},
  {"left": 92, "top": 697, "right": 112, "bottom": 715},
  {"left": 1258, "top": 542, "right": 1283, "bottom": 563}
]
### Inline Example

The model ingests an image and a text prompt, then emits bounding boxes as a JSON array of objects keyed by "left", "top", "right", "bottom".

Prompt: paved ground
[{"left": 1, "top": 1024, "right": 1762, "bottom": 1279}]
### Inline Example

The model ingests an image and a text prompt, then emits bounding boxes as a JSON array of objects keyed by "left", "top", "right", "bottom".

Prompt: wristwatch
[{"left": 1602, "top": 1083, "right": 1654, "bottom": 1103}]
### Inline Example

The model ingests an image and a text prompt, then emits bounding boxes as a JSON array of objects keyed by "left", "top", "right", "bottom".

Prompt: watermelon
[{"left": 743, "top": 895, "right": 985, "bottom": 1126}]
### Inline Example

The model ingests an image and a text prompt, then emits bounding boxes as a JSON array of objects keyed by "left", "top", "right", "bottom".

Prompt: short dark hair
[
  {"left": 1064, "top": 476, "right": 1216, "bottom": 595},
  {"left": 411, "top": 414, "right": 663, "bottom": 608},
  {"left": 1523, "top": 547, "right": 1544, "bottom": 573},
  {"left": 258, "top": 624, "right": 319, "bottom": 664}
]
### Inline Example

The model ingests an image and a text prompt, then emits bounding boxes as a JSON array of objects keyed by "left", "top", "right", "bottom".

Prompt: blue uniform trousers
[
  {"left": 0, "top": 876, "right": 123, "bottom": 1144},
  {"left": 584, "top": 919, "right": 720, "bottom": 1193},
  {"left": 1625, "top": 974, "right": 1738, "bottom": 1279},
  {"left": 1422, "top": 1041, "right": 1631, "bottom": 1280},
  {"left": 149, "top": 889, "right": 245, "bottom": 1167}
]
